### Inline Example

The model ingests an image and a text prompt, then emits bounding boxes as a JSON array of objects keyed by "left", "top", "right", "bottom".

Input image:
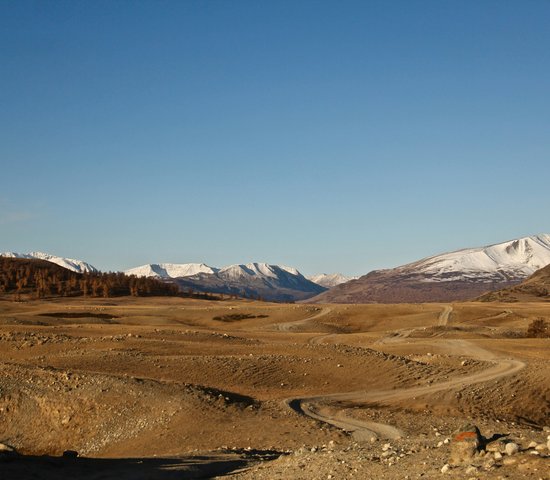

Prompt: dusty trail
[
  {"left": 285, "top": 305, "right": 525, "bottom": 441},
  {"left": 374, "top": 304, "right": 452, "bottom": 346},
  {"left": 438, "top": 305, "right": 453, "bottom": 326},
  {"left": 276, "top": 307, "right": 332, "bottom": 332}
]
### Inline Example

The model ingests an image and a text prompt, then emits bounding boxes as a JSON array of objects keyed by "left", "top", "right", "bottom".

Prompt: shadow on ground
[{"left": 0, "top": 450, "right": 282, "bottom": 479}]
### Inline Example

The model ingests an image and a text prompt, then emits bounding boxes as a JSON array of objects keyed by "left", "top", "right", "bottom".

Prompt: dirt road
[
  {"left": 276, "top": 307, "right": 332, "bottom": 331},
  {"left": 438, "top": 305, "right": 453, "bottom": 326},
  {"left": 286, "top": 332, "right": 525, "bottom": 441}
]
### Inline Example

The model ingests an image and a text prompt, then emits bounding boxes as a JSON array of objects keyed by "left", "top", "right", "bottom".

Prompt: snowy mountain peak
[
  {"left": 217, "top": 262, "right": 305, "bottom": 280},
  {"left": 124, "top": 263, "right": 218, "bottom": 279},
  {"left": 308, "top": 273, "right": 357, "bottom": 288},
  {"left": 400, "top": 234, "right": 550, "bottom": 283},
  {"left": 0, "top": 251, "right": 98, "bottom": 274}
]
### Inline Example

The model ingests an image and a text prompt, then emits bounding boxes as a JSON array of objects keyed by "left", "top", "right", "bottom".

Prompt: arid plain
[{"left": 0, "top": 296, "right": 549, "bottom": 479}]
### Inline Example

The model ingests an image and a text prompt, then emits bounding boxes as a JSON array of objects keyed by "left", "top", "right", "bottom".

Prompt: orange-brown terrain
[{"left": 0, "top": 296, "right": 549, "bottom": 479}]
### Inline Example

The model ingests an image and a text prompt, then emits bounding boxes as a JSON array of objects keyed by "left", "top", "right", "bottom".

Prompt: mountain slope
[
  {"left": 308, "top": 273, "right": 357, "bottom": 288},
  {"left": 0, "top": 251, "right": 98, "bottom": 274},
  {"left": 478, "top": 263, "right": 550, "bottom": 302},
  {"left": 307, "top": 234, "right": 550, "bottom": 304}
]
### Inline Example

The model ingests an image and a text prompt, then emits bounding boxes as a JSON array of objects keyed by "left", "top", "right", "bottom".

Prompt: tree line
[{"left": 0, "top": 257, "right": 180, "bottom": 300}]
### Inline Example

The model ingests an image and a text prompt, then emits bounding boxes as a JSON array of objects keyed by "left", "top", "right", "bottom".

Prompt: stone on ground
[{"left": 449, "top": 423, "right": 481, "bottom": 465}]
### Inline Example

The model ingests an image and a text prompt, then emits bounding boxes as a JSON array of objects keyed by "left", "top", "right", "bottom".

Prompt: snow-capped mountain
[
  {"left": 125, "top": 263, "right": 219, "bottom": 279},
  {"left": 125, "top": 261, "right": 326, "bottom": 302},
  {"left": 0, "top": 251, "right": 98, "bottom": 274},
  {"left": 308, "top": 273, "right": 357, "bottom": 288},
  {"left": 217, "top": 263, "right": 304, "bottom": 285},
  {"left": 307, "top": 234, "right": 550, "bottom": 304},
  {"left": 404, "top": 234, "right": 550, "bottom": 283}
]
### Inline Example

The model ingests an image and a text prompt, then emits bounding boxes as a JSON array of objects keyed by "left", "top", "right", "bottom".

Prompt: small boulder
[
  {"left": 450, "top": 424, "right": 481, "bottom": 465},
  {"left": 504, "top": 442, "right": 519, "bottom": 456},
  {"left": 485, "top": 439, "right": 506, "bottom": 453}
]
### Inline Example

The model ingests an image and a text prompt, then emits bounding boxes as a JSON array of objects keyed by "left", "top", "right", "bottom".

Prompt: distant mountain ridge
[
  {"left": 125, "top": 261, "right": 326, "bottom": 302},
  {"left": 307, "top": 234, "right": 550, "bottom": 304},
  {"left": 308, "top": 273, "right": 358, "bottom": 288},
  {"left": 125, "top": 263, "right": 219, "bottom": 279},
  {"left": 0, "top": 251, "right": 98, "bottom": 274}
]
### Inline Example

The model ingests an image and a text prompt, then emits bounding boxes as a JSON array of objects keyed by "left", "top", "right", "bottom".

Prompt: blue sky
[{"left": 1, "top": 0, "right": 549, "bottom": 275}]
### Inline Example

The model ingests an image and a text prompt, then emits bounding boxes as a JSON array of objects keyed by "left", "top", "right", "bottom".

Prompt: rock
[
  {"left": 504, "top": 442, "right": 519, "bottom": 456},
  {"left": 441, "top": 464, "right": 450, "bottom": 473},
  {"left": 528, "top": 441, "right": 538, "bottom": 449},
  {"left": 494, "top": 451, "right": 503, "bottom": 460},
  {"left": 450, "top": 424, "right": 481, "bottom": 465},
  {"left": 535, "top": 443, "right": 546, "bottom": 452},
  {"left": 485, "top": 439, "right": 506, "bottom": 453},
  {"left": 0, "top": 443, "right": 17, "bottom": 462},
  {"left": 502, "top": 457, "right": 517, "bottom": 466},
  {"left": 0, "top": 443, "right": 15, "bottom": 453}
]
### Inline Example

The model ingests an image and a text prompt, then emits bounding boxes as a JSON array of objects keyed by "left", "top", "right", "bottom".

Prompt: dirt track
[{"left": 286, "top": 333, "right": 526, "bottom": 441}]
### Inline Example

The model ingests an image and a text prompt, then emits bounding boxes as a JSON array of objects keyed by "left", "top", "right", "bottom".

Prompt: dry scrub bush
[{"left": 526, "top": 318, "right": 550, "bottom": 338}]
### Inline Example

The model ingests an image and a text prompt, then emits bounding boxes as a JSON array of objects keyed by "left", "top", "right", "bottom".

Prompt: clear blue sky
[{"left": 1, "top": 0, "right": 549, "bottom": 275}]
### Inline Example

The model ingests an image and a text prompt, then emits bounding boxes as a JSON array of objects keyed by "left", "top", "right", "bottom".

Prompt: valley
[{"left": 0, "top": 296, "right": 548, "bottom": 478}]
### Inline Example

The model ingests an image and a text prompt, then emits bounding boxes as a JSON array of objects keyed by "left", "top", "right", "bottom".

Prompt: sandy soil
[{"left": 0, "top": 297, "right": 548, "bottom": 478}]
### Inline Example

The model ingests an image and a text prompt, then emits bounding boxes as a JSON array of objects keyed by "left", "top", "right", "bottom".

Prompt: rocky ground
[{"left": 0, "top": 297, "right": 548, "bottom": 478}]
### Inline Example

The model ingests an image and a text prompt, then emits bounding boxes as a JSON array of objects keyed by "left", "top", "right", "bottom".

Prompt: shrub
[{"left": 526, "top": 318, "right": 550, "bottom": 338}]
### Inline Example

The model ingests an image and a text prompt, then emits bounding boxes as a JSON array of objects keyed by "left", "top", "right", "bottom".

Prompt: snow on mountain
[
  {"left": 218, "top": 263, "right": 303, "bottom": 280},
  {"left": 403, "top": 234, "right": 550, "bottom": 283},
  {"left": 125, "top": 263, "right": 218, "bottom": 279},
  {"left": 0, "top": 251, "right": 98, "bottom": 274},
  {"left": 127, "top": 261, "right": 306, "bottom": 282},
  {"left": 308, "top": 273, "right": 357, "bottom": 288}
]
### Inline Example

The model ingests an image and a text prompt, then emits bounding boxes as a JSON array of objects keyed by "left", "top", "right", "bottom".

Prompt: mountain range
[
  {"left": 0, "top": 251, "right": 98, "bottom": 274},
  {"left": 307, "top": 234, "right": 550, "bottom": 303},
  {"left": 307, "top": 273, "right": 357, "bottom": 288},
  {"left": 4, "top": 233, "right": 550, "bottom": 303},
  {"left": 126, "top": 262, "right": 326, "bottom": 302}
]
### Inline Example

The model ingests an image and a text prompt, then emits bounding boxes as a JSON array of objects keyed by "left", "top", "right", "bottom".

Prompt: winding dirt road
[
  {"left": 284, "top": 305, "right": 526, "bottom": 441},
  {"left": 276, "top": 307, "right": 332, "bottom": 332}
]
